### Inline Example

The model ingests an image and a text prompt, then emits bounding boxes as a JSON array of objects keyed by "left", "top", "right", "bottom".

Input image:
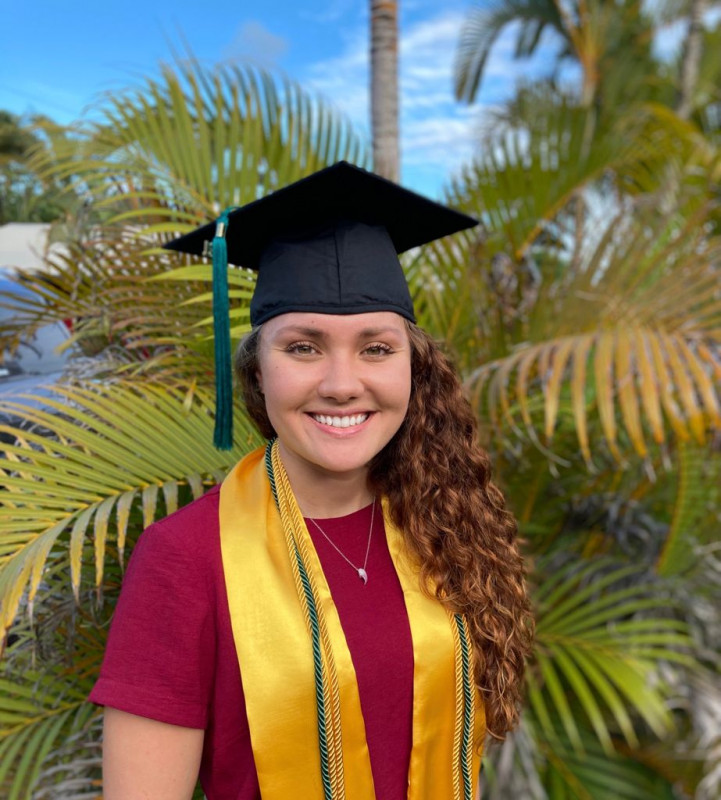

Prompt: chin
[{"left": 310, "top": 453, "right": 373, "bottom": 476}]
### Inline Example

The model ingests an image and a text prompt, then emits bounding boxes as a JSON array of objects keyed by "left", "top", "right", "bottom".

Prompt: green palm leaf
[
  {"left": 404, "top": 230, "right": 487, "bottom": 366},
  {"left": 453, "top": 97, "right": 655, "bottom": 260},
  {"left": 3, "top": 58, "right": 368, "bottom": 372},
  {"left": 539, "top": 729, "right": 680, "bottom": 800},
  {"left": 30, "top": 715, "right": 102, "bottom": 800},
  {"left": 0, "top": 674, "right": 97, "bottom": 800},
  {"left": 531, "top": 559, "right": 692, "bottom": 754},
  {"left": 34, "top": 58, "right": 368, "bottom": 227},
  {"left": 657, "top": 440, "right": 721, "bottom": 576},
  {"left": 465, "top": 210, "right": 721, "bottom": 464},
  {"left": 454, "top": 0, "right": 567, "bottom": 103},
  {"left": 0, "top": 381, "right": 263, "bottom": 635}
]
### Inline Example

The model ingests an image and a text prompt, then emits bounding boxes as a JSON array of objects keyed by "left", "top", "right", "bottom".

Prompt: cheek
[
  {"left": 388, "top": 359, "right": 412, "bottom": 417},
  {"left": 256, "top": 350, "right": 288, "bottom": 403},
  {"left": 256, "top": 362, "right": 309, "bottom": 421},
  {"left": 401, "top": 357, "right": 412, "bottom": 402},
  {"left": 258, "top": 371, "right": 280, "bottom": 417}
]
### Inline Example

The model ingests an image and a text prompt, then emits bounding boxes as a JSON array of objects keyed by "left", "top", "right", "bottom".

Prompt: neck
[{"left": 277, "top": 443, "right": 373, "bottom": 518}]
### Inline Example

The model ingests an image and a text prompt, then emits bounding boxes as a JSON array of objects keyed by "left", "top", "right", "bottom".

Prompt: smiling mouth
[{"left": 311, "top": 413, "right": 370, "bottom": 428}]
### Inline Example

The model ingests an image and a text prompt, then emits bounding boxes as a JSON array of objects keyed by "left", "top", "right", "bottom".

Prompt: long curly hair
[{"left": 235, "top": 321, "right": 534, "bottom": 740}]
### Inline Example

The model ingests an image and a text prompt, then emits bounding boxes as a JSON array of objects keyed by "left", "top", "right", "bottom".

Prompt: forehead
[{"left": 261, "top": 311, "right": 409, "bottom": 339}]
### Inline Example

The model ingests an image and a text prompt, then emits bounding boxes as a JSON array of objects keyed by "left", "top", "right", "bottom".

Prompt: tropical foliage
[
  {"left": 0, "top": 58, "right": 367, "bottom": 800},
  {"left": 0, "top": 110, "right": 81, "bottom": 225},
  {"left": 447, "top": 2, "right": 721, "bottom": 797},
  {"left": 0, "top": 8, "right": 720, "bottom": 798}
]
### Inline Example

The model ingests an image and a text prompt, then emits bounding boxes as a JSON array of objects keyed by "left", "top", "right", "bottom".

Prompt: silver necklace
[{"left": 307, "top": 499, "right": 376, "bottom": 585}]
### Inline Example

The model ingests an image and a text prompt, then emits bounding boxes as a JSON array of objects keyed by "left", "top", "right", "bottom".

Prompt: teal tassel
[{"left": 211, "top": 209, "right": 235, "bottom": 450}]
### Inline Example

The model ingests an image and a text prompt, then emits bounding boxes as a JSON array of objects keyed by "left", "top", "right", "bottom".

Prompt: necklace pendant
[{"left": 358, "top": 568, "right": 368, "bottom": 584}]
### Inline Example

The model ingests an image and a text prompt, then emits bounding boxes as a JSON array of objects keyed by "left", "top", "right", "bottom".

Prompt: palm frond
[
  {"left": 454, "top": 106, "right": 624, "bottom": 260},
  {"left": 538, "top": 728, "right": 680, "bottom": 800},
  {"left": 32, "top": 59, "right": 369, "bottom": 228},
  {"left": 480, "top": 716, "right": 546, "bottom": 800},
  {"left": 0, "top": 381, "right": 262, "bottom": 635},
  {"left": 30, "top": 716, "right": 102, "bottom": 800},
  {"left": 465, "top": 209, "right": 721, "bottom": 464},
  {"left": 3, "top": 58, "right": 369, "bottom": 372},
  {"left": 656, "top": 440, "right": 721, "bottom": 576},
  {"left": 531, "top": 559, "right": 692, "bottom": 754},
  {"left": 0, "top": 672, "right": 97, "bottom": 800},
  {"left": 404, "top": 230, "right": 488, "bottom": 365},
  {"left": 454, "top": 0, "right": 565, "bottom": 103}
]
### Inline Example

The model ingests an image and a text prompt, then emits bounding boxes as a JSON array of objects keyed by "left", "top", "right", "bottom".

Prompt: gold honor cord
[
  {"left": 454, "top": 614, "right": 476, "bottom": 800},
  {"left": 267, "top": 442, "right": 345, "bottom": 799},
  {"left": 268, "top": 440, "right": 478, "bottom": 800},
  {"left": 219, "top": 443, "right": 485, "bottom": 799}
]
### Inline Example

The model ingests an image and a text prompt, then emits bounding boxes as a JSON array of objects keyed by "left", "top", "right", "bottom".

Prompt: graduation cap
[{"left": 163, "top": 161, "right": 478, "bottom": 449}]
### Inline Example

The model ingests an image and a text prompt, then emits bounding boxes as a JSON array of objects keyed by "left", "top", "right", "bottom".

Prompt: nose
[{"left": 317, "top": 353, "right": 364, "bottom": 402}]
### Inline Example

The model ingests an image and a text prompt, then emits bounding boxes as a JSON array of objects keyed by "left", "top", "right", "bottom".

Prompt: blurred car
[{"left": 0, "top": 268, "right": 72, "bottom": 438}]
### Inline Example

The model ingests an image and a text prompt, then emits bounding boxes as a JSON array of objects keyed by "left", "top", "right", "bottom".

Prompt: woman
[{"left": 90, "top": 162, "right": 533, "bottom": 800}]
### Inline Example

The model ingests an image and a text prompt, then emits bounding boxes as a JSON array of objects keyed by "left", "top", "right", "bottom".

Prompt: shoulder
[
  {"left": 93, "top": 491, "right": 224, "bottom": 727},
  {"left": 126, "top": 486, "right": 222, "bottom": 584},
  {"left": 140, "top": 485, "right": 221, "bottom": 549}
]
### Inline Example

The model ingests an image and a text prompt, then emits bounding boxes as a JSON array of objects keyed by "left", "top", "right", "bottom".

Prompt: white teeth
[{"left": 313, "top": 413, "right": 369, "bottom": 428}]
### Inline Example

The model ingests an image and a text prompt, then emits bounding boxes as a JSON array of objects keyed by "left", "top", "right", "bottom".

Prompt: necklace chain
[{"left": 307, "top": 499, "right": 376, "bottom": 584}]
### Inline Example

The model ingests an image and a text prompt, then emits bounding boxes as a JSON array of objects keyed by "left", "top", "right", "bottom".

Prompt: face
[{"left": 256, "top": 311, "right": 412, "bottom": 486}]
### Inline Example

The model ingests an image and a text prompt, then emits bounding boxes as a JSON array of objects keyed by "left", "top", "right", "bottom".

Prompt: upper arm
[{"left": 102, "top": 707, "right": 204, "bottom": 800}]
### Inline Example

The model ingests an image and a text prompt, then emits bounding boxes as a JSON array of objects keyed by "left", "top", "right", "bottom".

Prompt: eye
[
  {"left": 286, "top": 341, "right": 318, "bottom": 355},
  {"left": 363, "top": 342, "right": 393, "bottom": 356}
]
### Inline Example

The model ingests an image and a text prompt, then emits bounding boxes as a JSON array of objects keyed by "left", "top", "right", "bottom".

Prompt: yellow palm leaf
[
  {"left": 0, "top": 381, "right": 263, "bottom": 635},
  {"left": 465, "top": 204, "right": 721, "bottom": 463}
]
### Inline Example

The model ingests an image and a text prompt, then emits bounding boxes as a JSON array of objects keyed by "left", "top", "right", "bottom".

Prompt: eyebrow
[
  {"left": 272, "top": 325, "right": 405, "bottom": 340},
  {"left": 273, "top": 326, "right": 325, "bottom": 338}
]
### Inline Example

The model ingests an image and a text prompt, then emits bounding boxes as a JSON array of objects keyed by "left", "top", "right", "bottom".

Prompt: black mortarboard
[{"left": 163, "top": 161, "right": 478, "bottom": 449}]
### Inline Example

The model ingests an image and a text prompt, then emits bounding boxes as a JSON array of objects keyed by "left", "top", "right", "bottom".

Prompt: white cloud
[
  {"left": 302, "top": 8, "right": 563, "bottom": 196},
  {"left": 403, "top": 117, "right": 476, "bottom": 165},
  {"left": 305, "top": 27, "right": 370, "bottom": 133},
  {"left": 223, "top": 20, "right": 288, "bottom": 65}
]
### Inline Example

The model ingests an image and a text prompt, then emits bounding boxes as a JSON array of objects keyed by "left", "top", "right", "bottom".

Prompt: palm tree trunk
[
  {"left": 370, "top": 0, "right": 400, "bottom": 182},
  {"left": 677, "top": 0, "right": 707, "bottom": 120}
]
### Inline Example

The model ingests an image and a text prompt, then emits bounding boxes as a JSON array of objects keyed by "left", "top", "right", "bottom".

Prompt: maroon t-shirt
[{"left": 90, "top": 486, "right": 414, "bottom": 799}]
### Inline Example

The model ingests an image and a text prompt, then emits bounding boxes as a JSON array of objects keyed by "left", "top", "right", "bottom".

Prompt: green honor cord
[{"left": 264, "top": 442, "right": 334, "bottom": 799}]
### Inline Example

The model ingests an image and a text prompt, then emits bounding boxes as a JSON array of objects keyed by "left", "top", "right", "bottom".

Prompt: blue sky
[{"left": 3, "top": 0, "right": 562, "bottom": 197}]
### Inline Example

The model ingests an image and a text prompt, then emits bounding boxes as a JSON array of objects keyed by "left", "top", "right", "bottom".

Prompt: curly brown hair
[{"left": 235, "top": 322, "right": 534, "bottom": 740}]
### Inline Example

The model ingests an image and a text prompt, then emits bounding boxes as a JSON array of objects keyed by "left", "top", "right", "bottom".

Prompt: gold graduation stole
[{"left": 219, "top": 442, "right": 485, "bottom": 799}]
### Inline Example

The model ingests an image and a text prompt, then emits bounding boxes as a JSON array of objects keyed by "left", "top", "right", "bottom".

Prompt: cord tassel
[{"left": 211, "top": 210, "right": 235, "bottom": 450}]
